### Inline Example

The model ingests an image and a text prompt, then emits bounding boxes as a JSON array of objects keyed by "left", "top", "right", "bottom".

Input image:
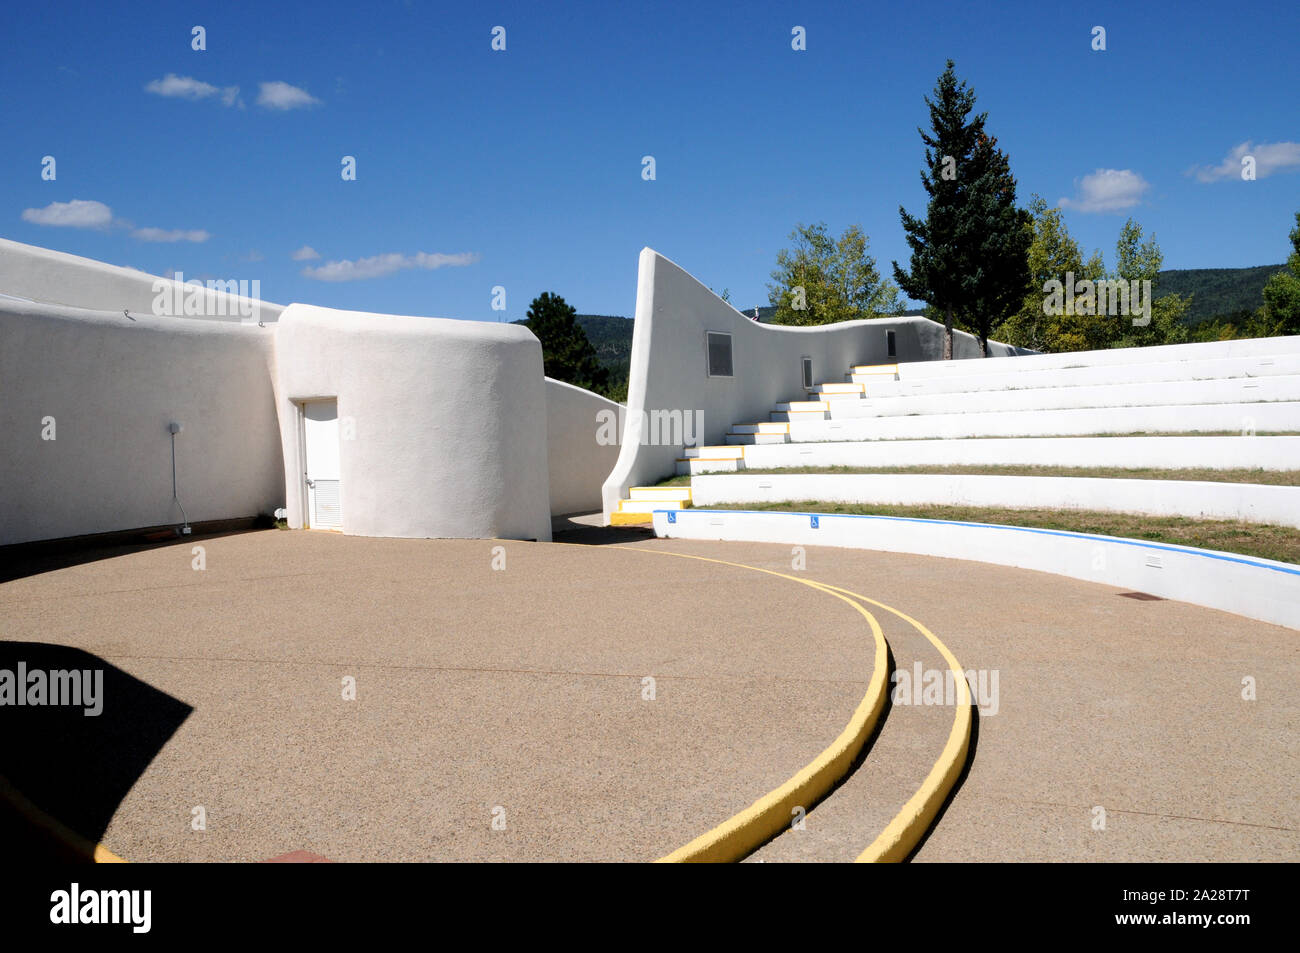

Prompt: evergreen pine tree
[
  {"left": 961, "top": 132, "right": 1032, "bottom": 356},
  {"left": 893, "top": 60, "right": 985, "bottom": 360},
  {"left": 523, "top": 292, "right": 610, "bottom": 394},
  {"left": 894, "top": 61, "right": 1030, "bottom": 358}
]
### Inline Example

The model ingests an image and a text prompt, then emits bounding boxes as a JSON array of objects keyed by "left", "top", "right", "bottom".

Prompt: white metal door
[{"left": 303, "top": 399, "right": 342, "bottom": 529}]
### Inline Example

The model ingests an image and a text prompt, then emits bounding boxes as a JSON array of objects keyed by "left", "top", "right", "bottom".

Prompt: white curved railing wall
[
  {"left": 600, "top": 248, "right": 1029, "bottom": 520},
  {"left": 654, "top": 509, "right": 1300, "bottom": 630}
]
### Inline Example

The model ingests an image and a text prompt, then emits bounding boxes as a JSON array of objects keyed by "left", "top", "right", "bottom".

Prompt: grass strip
[
  {"left": 674, "top": 464, "right": 1300, "bottom": 486},
  {"left": 698, "top": 501, "right": 1300, "bottom": 565}
]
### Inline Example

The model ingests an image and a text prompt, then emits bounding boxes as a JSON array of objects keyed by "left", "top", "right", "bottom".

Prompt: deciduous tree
[{"left": 767, "top": 222, "right": 901, "bottom": 326}]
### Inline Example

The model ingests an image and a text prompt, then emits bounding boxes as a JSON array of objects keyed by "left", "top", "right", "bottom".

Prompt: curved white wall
[
  {"left": 0, "top": 237, "right": 283, "bottom": 323},
  {"left": 274, "top": 304, "right": 552, "bottom": 541},
  {"left": 654, "top": 509, "right": 1300, "bottom": 630},
  {"left": 600, "top": 248, "right": 1026, "bottom": 520},
  {"left": 545, "top": 378, "right": 621, "bottom": 516},
  {"left": 0, "top": 298, "right": 284, "bottom": 546}
]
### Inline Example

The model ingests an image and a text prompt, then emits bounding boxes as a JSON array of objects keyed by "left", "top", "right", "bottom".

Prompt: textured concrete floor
[{"left": 1, "top": 527, "right": 1296, "bottom": 862}]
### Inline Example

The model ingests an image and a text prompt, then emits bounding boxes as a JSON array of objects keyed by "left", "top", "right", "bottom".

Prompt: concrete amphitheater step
[
  {"left": 725, "top": 432, "right": 790, "bottom": 445},
  {"left": 894, "top": 335, "right": 1300, "bottom": 381},
  {"left": 727, "top": 435, "right": 1300, "bottom": 473},
  {"left": 861, "top": 353, "right": 1300, "bottom": 397},
  {"left": 688, "top": 473, "right": 1300, "bottom": 529},
  {"left": 682, "top": 445, "right": 744, "bottom": 459},
  {"left": 827, "top": 375, "right": 1300, "bottom": 419},
  {"left": 777, "top": 401, "right": 1300, "bottom": 442}
]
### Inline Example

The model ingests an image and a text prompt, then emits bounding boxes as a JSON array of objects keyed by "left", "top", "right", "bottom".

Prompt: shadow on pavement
[
  {"left": 0, "top": 524, "right": 273, "bottom": 584},
  {"left": 0, "top": 642, "right": 192, "bottom": 859},
  {"left": 550, "top": 513, "right": 656, "bottom": 546}
]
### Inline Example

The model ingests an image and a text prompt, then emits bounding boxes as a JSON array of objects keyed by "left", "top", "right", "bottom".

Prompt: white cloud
[
  {"left": 146, "top": 73, "right": 241, "bottom": 107},
  {"left": 301, "top": 251, "right": 480, "bottom": 282},
  {"left": 21, "top": 199, "right": 112, "bottom": 228},
  {"left": 291, "top": 245, "right": 321, "bottom": 261},
  {"left": 1191, "top": 141, "right": 1300, "bottom": 182},
  {"left": 257, "top": 81, "right": 321, "bottom": 111},
  {"left": 21, "top": 198, "right": 210, "bottom": 242},
  {"left": 131, "top": 227, "right": 210, "bottom": 243},
  {"left": 1058, "top": 169, "right": 1149, "bottom": 213}
]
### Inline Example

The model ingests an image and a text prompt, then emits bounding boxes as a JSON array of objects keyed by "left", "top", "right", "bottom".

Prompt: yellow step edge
[{"left": 609, "top": 511, "right": 654, "bottom": 526}]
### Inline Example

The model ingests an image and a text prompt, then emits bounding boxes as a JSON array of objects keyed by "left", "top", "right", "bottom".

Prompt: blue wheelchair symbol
[{"left": 810, "top": 515, "right": 819, "bottom": 529}]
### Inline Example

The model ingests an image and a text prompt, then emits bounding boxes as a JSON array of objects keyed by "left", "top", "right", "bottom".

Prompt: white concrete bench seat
[
  {"left": 687, "top": 435, "right": 1300, "bottom": 474},
  {"left": 723, "top": 401, "right": 1300, "bottom": 444},
  {"left": 822, "top": 375, "right": 1300, "bottom": 419},
  {"left": 690, "top": 473, "right": 1300, "bottom": 529},
  {"left": 857, "top": 353, "right": 1300, "bottom": 396}
]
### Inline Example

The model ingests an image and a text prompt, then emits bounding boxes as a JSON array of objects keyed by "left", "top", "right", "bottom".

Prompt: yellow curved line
[
  {"left": 810, "top": 582, "right": 972, "bottom": 863},
  {"left": 0, "top": 773, "right": 126, "bottom": 863},
  {"left": 622, "top": 547, "right": 890, "bottom": 863},
  {"left": 9, "top": 546, "right": 967, "bottom": 866}
]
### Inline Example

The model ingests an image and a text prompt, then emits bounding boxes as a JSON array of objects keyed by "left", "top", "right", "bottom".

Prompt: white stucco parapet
[{"left": 0, "top": 237, "right": 283, "bottom": 323}]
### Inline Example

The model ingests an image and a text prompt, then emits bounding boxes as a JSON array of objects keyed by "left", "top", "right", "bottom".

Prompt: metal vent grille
[
  {"left": 706, "top": 331, "right": 733, "bottom": 377},
  {"left": 802, "top": 356, "right": 813, "bottom": 390},
  {"left": 886, "top": 329, "right": 897, "bottom": 357},
  {"left": 312, "top": 479, "right": 342, "bottom": 529}
]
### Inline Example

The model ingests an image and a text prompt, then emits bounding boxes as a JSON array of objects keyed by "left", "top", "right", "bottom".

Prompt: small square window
[{"left": 706, "top": 331, "right": 733, "bottom": 377}]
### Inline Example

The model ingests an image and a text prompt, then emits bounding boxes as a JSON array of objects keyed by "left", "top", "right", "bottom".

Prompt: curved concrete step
[{"left": 747, "top": 611, "right": 961, "bottom": 862}]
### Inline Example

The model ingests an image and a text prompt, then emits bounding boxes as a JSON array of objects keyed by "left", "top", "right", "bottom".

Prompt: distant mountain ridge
[{"left": 1153, "top": 265, "right": 1284, "bottom": 324}]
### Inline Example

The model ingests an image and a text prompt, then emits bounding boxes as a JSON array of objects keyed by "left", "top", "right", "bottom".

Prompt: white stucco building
[{"left": 0, "top": 238, "right": 987, "bottom": 547}]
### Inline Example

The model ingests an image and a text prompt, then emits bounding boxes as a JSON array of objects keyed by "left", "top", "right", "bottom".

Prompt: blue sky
[{"left": 3, "top": 0, "right": 1298, "bottom": 320}]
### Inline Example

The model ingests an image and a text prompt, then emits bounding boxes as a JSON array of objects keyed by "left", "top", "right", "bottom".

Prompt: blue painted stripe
[{"left": 655, "top": 508, "right": 1300, "bottom": 578}]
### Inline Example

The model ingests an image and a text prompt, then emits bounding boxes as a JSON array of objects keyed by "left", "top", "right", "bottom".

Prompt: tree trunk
[
  {"left": 943, "top": 309, "right": 954, "bottom": 360},
  {"left": 980, "top": 332, "right": 989, "bottom": 358}
]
